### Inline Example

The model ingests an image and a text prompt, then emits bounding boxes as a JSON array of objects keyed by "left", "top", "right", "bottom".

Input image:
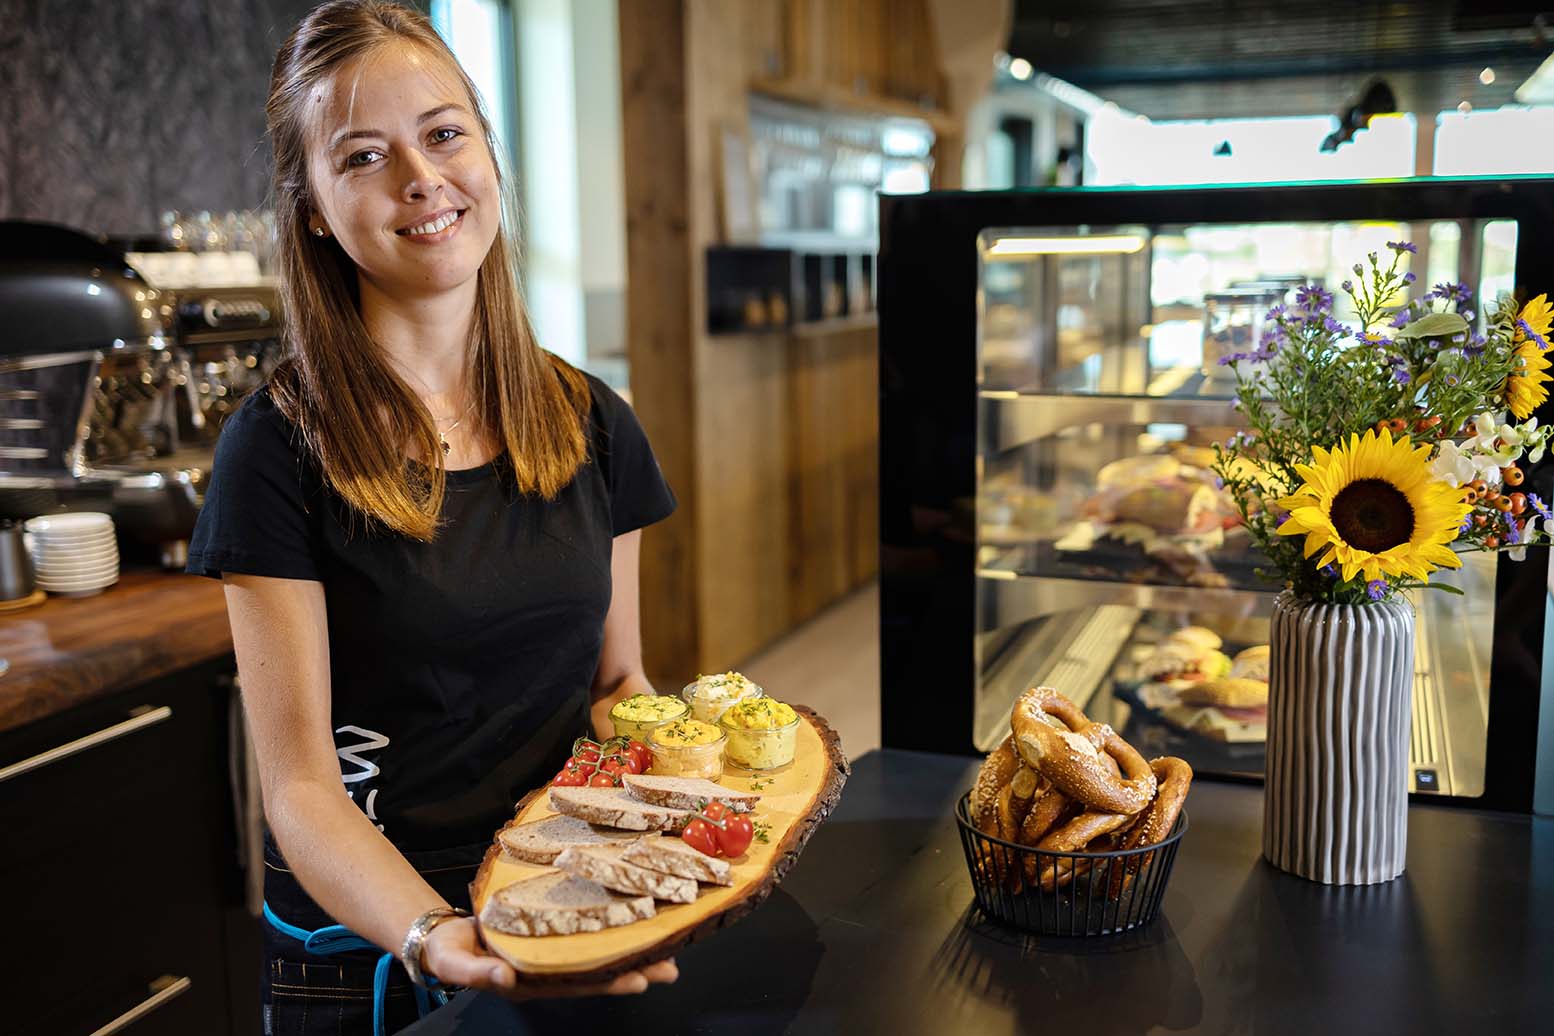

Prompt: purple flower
[
  {"left": 1427, "top": 281, "right": 1473, "bottom": 303},
  {"left": 1217, "top": 352, "right": 1251, "bottom": 366},
  {"left": 1387, "top": 241, "right": 1418, "bottom": 254},
  {"left": 1459, "top": 515, "right": 1475, "bottom": 534},
  {"left": 1461, "top": 309, "right": 1475, "bottom": 322},
  {"left": 1394, "top": 367, "right": 1413, "bottom": 385},
  {"left": 1321, "top": 316, "right": 1348, "bottom": 336},
  {"left": 1266, "top": 303, "right": 1287, "bottom": 320},
  {"left": 1403, "top": 271, "right": 1417, "bottom": 284},
  {"left": 1390, "top": 310, "right": 1411, "bottom": 329},
  {"left": 1517, "top": 319, "right": 1552, "bottom": 351},
  {"left": 1295, "top": 284, "right": 1334, "bottom": 313},
  {"left": 1342, "top": 279, "right": 1354, "bottom": 292},
  {"left": 1466, "top": 334, "right": 1487, "bottom": 357},
  {"left": 1359, "top": 331, "right": 1393, "bottom": 348},
  {"left": 1352, "top": 263, "right": 1364, "bottom": 277},
  {"left": 1320, "top": 564, "right": 1338, "bottom": 579},
  {"left": 1276, "top": 512, "right": 1291, "bottom": 527},
  {"left": 1444, "top": 373, "right": 1460, "bottom": 386},
  {"left": 1529, "top": 493, "right": 1553, "bottom": 523},
  {"left": 1506, "top": 517, "right": 1523, "bottom": 546},
  {"left": 1366, "top": 580, "right": 1388, "bottom": 601},
  {"left": 1213, "top": 477, "right": 1225, "bottom": 490}
]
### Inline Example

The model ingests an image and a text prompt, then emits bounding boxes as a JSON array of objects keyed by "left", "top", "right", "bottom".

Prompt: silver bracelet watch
[{"left": 400, "top": 906, "right": 472, "bottom": 988}]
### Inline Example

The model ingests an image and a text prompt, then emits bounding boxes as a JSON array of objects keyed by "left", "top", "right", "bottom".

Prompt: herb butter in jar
[
  {"left": 649, "top": 718, "right": 726, "bottom": 780},
  {"left": 609, "top": 693, "right": 689, "bottom": 741},
  {"left": 719, "top": 697, "right": 800, "bottom": 770},
  {"left": 681, "top": 671, "right": 763, "bottom": 724}
]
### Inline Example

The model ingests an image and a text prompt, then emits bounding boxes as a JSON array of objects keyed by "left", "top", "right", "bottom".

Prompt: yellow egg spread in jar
[
  {"left": 609, "top": 693, "right": 689, "bottom": 741},
  {"left": 680, "top": 671, "right": 764, "bottom": 724},
  {"left": 719, "top": 697, "right": 800, "bottom": 770},
  {"left": 649, "top": 718, "right": 726, "bottom": 780}
]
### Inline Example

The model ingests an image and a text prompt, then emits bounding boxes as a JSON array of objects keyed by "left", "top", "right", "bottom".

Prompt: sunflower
[
  {"left": 1505, "top": 294, "right": 1554, "bottom": 419},
  {"left": 1275, "top": 428, "right": 1471, "bottom": 584}
]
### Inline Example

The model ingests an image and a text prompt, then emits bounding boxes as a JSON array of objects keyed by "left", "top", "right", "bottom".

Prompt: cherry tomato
[
  {"left": 681, "top": 819, "right": 721, "bottom": 857},
  {"left": 1504, "top": 466, "right": 1525, "bottom": 487},
  {"left": 627, "top": 740, "right": 653, "bottom": 773},
  {"left": 715, "top": 812, "right": 754, "bottom": 857},
  {"left": 589, "top": 770, "right": 619, "bottom": 787},
  {"left": 552, "top": 765, "right": 588, "bottom": 787},
  {"left": 600, "top": 757, "right": 627, "bottom": 778},
  {"left": 1511, "top": 493, "right": 1526, "bottom": 516}
]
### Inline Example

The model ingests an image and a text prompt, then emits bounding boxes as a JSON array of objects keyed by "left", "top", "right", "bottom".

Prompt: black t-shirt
[{"left": 187, "top": 370, "right": 675, "bottom": 851}]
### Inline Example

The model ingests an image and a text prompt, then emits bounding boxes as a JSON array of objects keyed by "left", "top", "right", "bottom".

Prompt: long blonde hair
[{"left": 265, "top": 0, "right": 588, "bottom": 541}]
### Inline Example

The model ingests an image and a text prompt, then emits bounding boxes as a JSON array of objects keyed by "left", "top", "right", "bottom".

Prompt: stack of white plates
[{"left": 25, "top": 512, "right": 120, "bottom": 596}]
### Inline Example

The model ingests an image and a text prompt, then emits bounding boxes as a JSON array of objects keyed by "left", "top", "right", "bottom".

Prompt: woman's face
[{"left": 306, "top": 43, "right": 499, "bottom": 301}]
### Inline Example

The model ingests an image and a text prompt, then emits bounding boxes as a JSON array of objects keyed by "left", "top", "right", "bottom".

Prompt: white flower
[{"left": 1431, "top": 441, "right": 1474, "bottom": 487}]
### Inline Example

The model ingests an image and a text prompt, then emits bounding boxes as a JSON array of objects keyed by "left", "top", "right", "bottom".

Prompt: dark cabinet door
[{"left": 0, "top": 659, "right": 237, "bottom": 1036}]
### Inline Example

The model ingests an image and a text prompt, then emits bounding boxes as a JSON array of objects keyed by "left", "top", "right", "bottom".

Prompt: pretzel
[
  {"left": 1034, "top": 810, "right": 1133, "bottom": 891},
  {"left": 969, "top": 735, "right": 1019, "bottom": 839},
  {"left": 1108, "top": 757, "right": 1193, "bottom": 897},
  {"left": 1018, "top": 787, "right": 1077, "bottom": 884},
  {"left": 996, "top": 767, "right": 1044, "bottom": 891},
  {"left": 1011, "top": 687, "right": 1157, "bottom": 815}
]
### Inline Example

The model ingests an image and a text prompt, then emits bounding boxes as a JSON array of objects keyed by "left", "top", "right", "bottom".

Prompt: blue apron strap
[{"left": 263, "top": 900, "right": 447, "bottom": 1036}]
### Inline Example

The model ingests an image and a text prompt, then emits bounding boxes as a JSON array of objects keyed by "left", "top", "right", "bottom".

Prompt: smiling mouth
[{"left": 397, "top": 209, "right": 466, "bottom": 237}]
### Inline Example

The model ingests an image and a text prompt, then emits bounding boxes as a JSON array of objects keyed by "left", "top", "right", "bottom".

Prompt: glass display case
[{"left": 879, "top": 178, "right": 1554, "bottom": 812}]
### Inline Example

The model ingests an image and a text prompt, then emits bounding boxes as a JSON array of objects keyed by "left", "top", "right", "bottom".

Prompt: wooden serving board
[{"left": 471, "top": 706, "right": 848, "bottom": 983}]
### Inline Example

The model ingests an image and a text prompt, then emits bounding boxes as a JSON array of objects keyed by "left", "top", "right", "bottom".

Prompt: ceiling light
[
  {"left": 1009, "top": 57, "right": 1034, "bottom": 81},
  {"left": 1480, "top": 67, "right": 1496, "bottom": 85},
  {"left": 1458, "top": 100, "right": 1473, "bottom": 114},
  {"left": 986, "top": 234, "right": 1146, "bottom": 258}
]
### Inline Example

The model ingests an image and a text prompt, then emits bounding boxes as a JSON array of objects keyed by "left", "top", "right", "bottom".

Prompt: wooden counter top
[{"left": 0, "top": 569, "right": 232, "bottom": 734}]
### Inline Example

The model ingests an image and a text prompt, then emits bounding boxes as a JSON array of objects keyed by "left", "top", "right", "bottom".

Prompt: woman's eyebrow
[{"left": 328, "top": 104, "right": 470, "bottom": 152}]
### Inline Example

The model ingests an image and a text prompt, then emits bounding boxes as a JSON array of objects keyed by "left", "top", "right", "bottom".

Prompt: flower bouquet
[{"left": 1212, "top": 241, "right": 1551, "bottom": 884}]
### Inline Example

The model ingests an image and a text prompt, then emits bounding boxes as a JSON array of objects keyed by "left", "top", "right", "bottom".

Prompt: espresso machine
[{"left": 0, "top": 221, "right": 283, "bottom": 567}]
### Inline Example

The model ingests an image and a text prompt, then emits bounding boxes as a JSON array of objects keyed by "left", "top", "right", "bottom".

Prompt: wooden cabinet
[{"left": 0, "top": 657, "right": 245, "bottom": 1036}]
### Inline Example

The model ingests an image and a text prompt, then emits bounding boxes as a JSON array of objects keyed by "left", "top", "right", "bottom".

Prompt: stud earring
[{"left": 313, "top": 227, "right": 326, "bottom": 237}]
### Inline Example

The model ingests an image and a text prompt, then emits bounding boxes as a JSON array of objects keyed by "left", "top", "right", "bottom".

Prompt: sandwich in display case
[{"left": 879, "top": 177, "right": 1554, "bottom": 812}]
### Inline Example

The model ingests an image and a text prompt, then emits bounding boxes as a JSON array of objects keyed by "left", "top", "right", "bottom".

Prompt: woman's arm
[
  {"left": 588, "top": 530, "right": 659, "bottom": 738},
  {"left": 226, "top": 572, "right": 673, "bottom": 996}
]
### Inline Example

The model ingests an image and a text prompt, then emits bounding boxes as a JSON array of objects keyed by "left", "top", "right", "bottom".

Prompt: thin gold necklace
[{"left": 435, "top": 401, "right": 476, "bottom": 454}]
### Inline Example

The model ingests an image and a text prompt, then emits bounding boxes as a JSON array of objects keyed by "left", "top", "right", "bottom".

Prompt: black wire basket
[{"left": 954, "top": 791, "right": 1188, "bottom": 937}]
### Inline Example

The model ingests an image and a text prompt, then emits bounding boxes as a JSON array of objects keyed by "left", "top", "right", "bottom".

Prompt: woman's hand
[{"left": 421, "top": 917, "right": 679, "bottom": 999}]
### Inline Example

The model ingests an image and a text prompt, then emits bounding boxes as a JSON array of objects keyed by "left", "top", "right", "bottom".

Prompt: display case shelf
[
  {"left": 974, "top": 572, "right": 1275, "bottom": 630},
  {"left": 980, "top": 391, "right": 1243, "bottom": 453}
]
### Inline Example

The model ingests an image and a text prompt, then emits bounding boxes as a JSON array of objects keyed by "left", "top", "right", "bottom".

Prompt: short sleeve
[
  {"left": 585, "top": 374, "right": 677, "bottom": 536},
  {"left": 185, "top": 389, "right": 323, "bottom": 581}
]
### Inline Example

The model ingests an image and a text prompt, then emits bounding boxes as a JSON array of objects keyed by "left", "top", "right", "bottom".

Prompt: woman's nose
[{"left": 399, "top": 149, "right": 445, "bottom": 202}]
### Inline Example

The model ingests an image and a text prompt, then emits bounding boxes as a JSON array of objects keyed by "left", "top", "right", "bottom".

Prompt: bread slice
[
  {"left": 621, "top": 774, "right": 760, "bottom": 814},
  {"left": 622, "top": 834, "right": 734, "bottom": 886},
  {"left": 553, "top": 844, "right": 699, "bottom": 904},
  {"left": 479, "top": 871, "right": 655, "bottom": 936},
  {"left": 548, "top": 785, "right": 693, "bottom": 832},
  {"left": 498, "top": 813, "right": 643, "bottom": 865}
]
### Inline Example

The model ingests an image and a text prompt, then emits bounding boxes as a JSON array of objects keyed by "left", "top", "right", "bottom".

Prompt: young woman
[{"left": 187, "top": 2, "right": 679, "bottom": 1030}]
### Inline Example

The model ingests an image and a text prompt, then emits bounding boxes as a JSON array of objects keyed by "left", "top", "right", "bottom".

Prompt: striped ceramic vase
[{"left": 1263, "top": 591, "right": 1414, "bottom": 885}]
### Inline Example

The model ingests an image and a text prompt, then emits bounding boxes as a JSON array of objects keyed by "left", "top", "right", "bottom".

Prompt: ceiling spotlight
[
  {"left": 1480, "top": 67, "right": 1496, "bottom": 85},
  {"left": 1458, "top": 100, "right": 1473, "bottom": 114},
  {"left": 1009, "top": 57, "right": 1034, "bottom": 81}
]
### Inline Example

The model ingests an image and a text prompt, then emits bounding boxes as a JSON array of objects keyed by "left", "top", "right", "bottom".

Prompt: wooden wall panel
[{"left": 619, "top": 0, "right": 699, "bottom": 681}]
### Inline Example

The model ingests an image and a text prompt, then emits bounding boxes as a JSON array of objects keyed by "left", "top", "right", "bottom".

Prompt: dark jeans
[{"left": 261, "top": 832, "right": 485, "bottom": 1036}]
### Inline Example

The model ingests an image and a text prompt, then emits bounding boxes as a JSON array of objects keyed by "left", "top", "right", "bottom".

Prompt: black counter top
[{"left": 405, "top": 749, "right": 1554, "bottom": 1035}]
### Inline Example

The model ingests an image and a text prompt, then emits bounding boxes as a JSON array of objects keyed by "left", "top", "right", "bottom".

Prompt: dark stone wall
[{"left": 0, "top": 0, "right": 322, "bottom": 236}]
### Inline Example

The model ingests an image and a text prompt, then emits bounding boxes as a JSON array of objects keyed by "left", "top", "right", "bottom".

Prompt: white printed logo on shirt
[{"left": 335, "top": 724, "right": 390, "bottom": 832}]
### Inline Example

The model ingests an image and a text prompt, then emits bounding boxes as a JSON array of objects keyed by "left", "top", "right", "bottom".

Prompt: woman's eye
[
  {"left": 347, "top": 149, "right": 384, "bottom": 168},
  {"left": 430, "top": 127, "right": 463, "bottom": 144}
]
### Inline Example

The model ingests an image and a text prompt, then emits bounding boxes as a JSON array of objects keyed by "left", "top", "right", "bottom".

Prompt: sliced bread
[
  {"left": 621, "top": 774, "right": 761, "bottom": 814},
  {"left": 479, "top": 871, "right": 655, "bottom": 936},
  {"left": 548, "top": 785, "right": 693, "bottom": 832},
  {"left": 622, "top": 834, "right": 735, "bottom": 886},
  {"left": 498, "top": 813, "right": 644, "bottom": 865},
  {"left": 553, "top": 844, "right": 699, "bottom": 904}
]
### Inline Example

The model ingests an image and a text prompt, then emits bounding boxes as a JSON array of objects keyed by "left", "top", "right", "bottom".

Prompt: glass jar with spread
[
  {"left": 609, "top": 693, "right": 690, "bottom": 741},
  {"left": 719, "top": 697, "right": 800, "bottom": 770},
  {"left": 680, "top": 671, "right": 764, "bottom": 725},
  {"left": 648, "top": 718, "right": 727, "bottom": 780}
]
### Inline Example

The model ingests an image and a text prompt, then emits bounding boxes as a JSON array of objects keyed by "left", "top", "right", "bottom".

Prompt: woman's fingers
[
  {"left": 425, "top": 920, "right": 678, "bottom": 1000},
  {"left": 639, "top": 958, "right": 680, "bottom": 984},
  {"left": 500, "top": 957, "right": 679, "bottom": 1001}
]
